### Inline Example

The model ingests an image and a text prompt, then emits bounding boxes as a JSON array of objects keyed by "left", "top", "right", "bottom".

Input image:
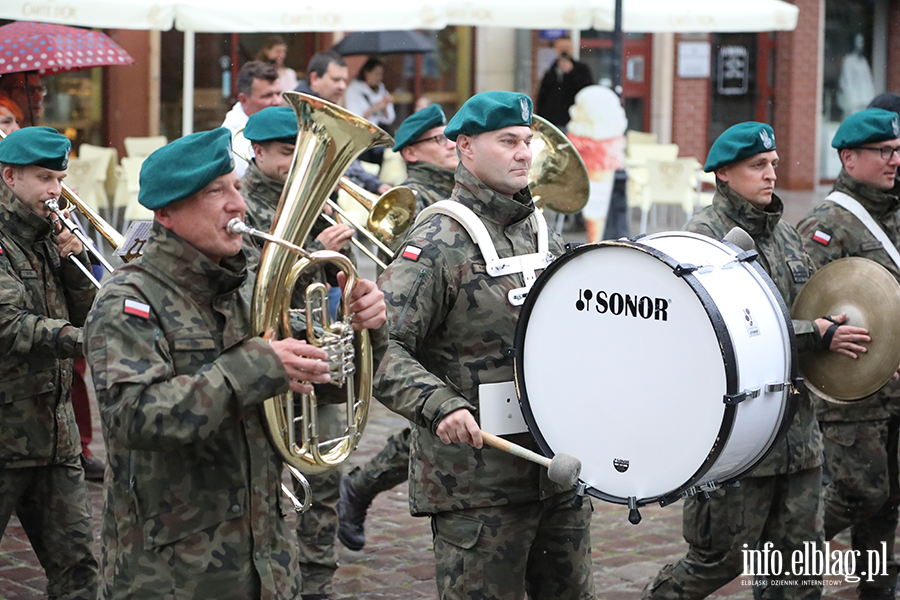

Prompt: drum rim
[{"left": 514, "top": 238, "right": 741, "bottom": 507}]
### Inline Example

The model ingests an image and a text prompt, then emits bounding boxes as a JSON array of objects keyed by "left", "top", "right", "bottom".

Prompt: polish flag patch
[
  {"left": 123, "top": 299, "right": 151, "bottom": 319},
  {"left": 812, "top": 230, "right": 832, "bottom": 246},
  {"left": 0, "top": 242, "right": 4, "bottom": 254},
  {"left": 402, "top": 245, "right": 422, "bottom": 261}
]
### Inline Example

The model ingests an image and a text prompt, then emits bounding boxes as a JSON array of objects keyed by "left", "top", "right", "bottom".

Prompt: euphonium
[{"left": 252, "top": 91, "right": 392, "bottom": 475}]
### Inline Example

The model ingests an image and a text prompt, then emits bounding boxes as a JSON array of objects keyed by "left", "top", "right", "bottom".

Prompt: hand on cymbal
[{"left": 816, "top": 313, "right": 871, "bottom": 359}]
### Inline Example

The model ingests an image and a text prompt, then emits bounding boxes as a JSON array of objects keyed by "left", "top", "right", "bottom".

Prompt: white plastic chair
[
  {"left": 113, "top": 156, "right": 154, "bottom": 232},
  {"left": 636, "top": 159, "right": 700, "bottom": 233},
  {"left": 124, "top": 136, "right": 167, "bottom": 158}
]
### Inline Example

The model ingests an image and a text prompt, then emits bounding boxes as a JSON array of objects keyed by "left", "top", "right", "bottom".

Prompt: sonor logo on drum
[
  {"left": 613, "top": 458, "right": 630, "bottom": 473},
  {"left": 575, "top": 289, "right": 669, "bottom": 321}
]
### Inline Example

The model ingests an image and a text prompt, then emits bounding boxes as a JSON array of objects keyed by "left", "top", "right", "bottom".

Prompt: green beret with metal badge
[
  {"left": 392, "top": 104, "right": 447, "bottom": 152},
  {"left": 138, "top": 128, "right": 235, "bottom": 210},
  {"left": 444, "top": 91, "right": 533, "bottom": 141},
  {"left": 243, "top": 106, "right": 298, "bottom": 145},
  {"left": 704, "top": 122, "right": 777, "bottom": 173},
  {"left": 831, "top": 108, "right": 900, "bottom": 149},
  {"left": 0, "top": 126, "right": 71, "bottom": 171}
]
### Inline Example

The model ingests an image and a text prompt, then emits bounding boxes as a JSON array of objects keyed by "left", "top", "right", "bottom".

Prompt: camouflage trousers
[
  {"left": 293, "top": 403, "right": 343, "bottom": 596},
  {"left": 0, "top": 458, "right": 99, "bottom": 600},
  {"left": 642, "top": 467, "right": 824, "bottom": 600},
  {"left": 821, "top": 417, "right": 900, "bottom": 595},
  {"left": 345, "top": 427, "right": 410, "bottom": 503},
  {"left": 431, "top": 492, "right": 595, "bottom": 600}
]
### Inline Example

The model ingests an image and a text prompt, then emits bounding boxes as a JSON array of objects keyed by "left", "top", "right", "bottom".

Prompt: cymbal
[
  {"left": 792, "top": 257, "right": 900, "bottom": 402},
  {"left": 529, "top": 115, "right": 590, "bottom": 215}
]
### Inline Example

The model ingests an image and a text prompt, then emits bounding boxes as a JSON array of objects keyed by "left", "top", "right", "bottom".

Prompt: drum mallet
[{"left": 481, "top": 431, "right": 581, "bottom": 488}]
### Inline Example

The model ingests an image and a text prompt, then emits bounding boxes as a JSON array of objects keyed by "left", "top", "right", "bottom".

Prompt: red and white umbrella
[{"left": 0, "top": 21, "right": 134, "bottom": 75}]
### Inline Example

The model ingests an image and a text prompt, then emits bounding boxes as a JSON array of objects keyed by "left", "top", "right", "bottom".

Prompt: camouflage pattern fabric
[
  {"left": 402, "top": 161, "right": 456, "bottom": 215},
  {"left": 796, "top": 169, "right": 900, "bottom": 422},
  {"left": 796, "top": 170, "right": 900, "bottom": 597},
  {"left": 345, "top": 427, "right": 411, "bottom": 502},
  {"left": 642, "top": 467, "right": 824, "bottom": 600},
  {"left": 0, "top": 191, "right": 96, "bottom": 466},
  {"left": 374, "top": 163, "right": 594, "bottom": 598},
  {"left": 683, "top": 182, "right": 823, "bottom": 477},
  {"left": 642, "top": 183, "right": 825, "bottom": 600},
  {"left": 84, "top": 222, "right": 301, "bottom": 600},
  {"left": 0, "top": 191, "right": 98, "bottom": 598},
  {"left": 0, "top": 458, "right": 98, "bottom": 600}
]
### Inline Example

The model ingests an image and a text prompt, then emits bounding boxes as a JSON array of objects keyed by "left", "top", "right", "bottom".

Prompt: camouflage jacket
[
  {"left": 684, "top": 182, "right": 822, "bottom": 476},
  {"left": 375, "top": 163, "right": 568, "bottom": 515},
  {"left": 84, "top": 222, "right": 301, "bottom": 600},
  {"left": 402, "top": 161, "right": 456, "bottom": 216},
  {"left": 0, "top": 190, "right": 95, "bottom": 467},
  {"left": 797, "top": 169, "right": 900, "bottom": 422}
]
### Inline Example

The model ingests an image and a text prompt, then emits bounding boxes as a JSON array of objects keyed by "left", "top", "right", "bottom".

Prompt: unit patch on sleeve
[
  {"left": 811, "top": 230, "right": 832, "bottom": 246},
  {"left": 123, "top": 299, "right": 151, "bottom": 319},
  {"left": 402, "top": 245, "right": 423, "bottom": 261}
]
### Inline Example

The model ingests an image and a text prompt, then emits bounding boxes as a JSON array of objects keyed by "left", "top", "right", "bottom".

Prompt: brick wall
[
  {"left": 773, "top": 0, "right": 823, "bottom": 190},
  {"left": 671, "top": 34, "right": 711, "bottom": 166},
  {"left": 888, "top": 0, "right": 900, "bottom": 92}
]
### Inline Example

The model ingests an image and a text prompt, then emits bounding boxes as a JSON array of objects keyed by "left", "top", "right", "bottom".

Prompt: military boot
[{"left": 337, "top": 476, "right": 370, "bottom": 551}]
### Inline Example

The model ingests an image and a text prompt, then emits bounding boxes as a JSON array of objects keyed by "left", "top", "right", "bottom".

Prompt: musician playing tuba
[{"left": 83, "top": 128, "right": 386, "bottom": 600}]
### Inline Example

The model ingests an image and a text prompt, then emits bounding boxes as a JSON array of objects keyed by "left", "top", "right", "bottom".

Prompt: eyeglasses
[
  {"left": 0, "top": 84, "right": 47, "bottom": 98},
  {"left": 411, "top": 134, "right": 449, "bottom": 147},
  {"left": 858, "top": 146, "right": 900, "bottom": 161}
]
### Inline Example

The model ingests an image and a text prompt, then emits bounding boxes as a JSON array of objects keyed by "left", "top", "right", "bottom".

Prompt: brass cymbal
[
  {"left": 529, "top": 115, "right": 590, "bottom": 215},
  {"left": 792, "top": 257, "right": 900, "bottom": 402}
]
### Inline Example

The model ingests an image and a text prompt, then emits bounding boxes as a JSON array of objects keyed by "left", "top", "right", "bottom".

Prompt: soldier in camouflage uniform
[
  {"left": 374, "top": 91, "right": 595, "bottom": 600},
  {"left": 83, "top": 128, "right": 386, "bottom": 600},
  {"left": 241, "top": 106, "right": 356, "bottom": 600},
  {"left": 796, "top": 108, "right": 900, "bottom": 600},
  {"left": 0, "top": 126, "right": 99, "bottom": 600},
  {"left": 643, "top": 122, "right": 871, "bottom": 600},
  {"left": 337, "top": 103, "right": 459, "bottom": 552}
]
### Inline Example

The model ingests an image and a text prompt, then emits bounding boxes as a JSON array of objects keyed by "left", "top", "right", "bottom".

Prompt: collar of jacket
[
  {"left": 834, "top": 168, "right": 900, "bottom": 220},
  {"left": 140, "top": 220, "right": 248, "bottom": 303},
  {"left": 450, "top": 163, "right": 535, "bottom": 228},
  {"left": 243, "top": 160, "right": 284, "bottom": 211},
  {"left": 0, "top": 190, "right": 54, "bottom": 243},
  {"left": 406, "top": 161, "right": 456, "bottom": 196},
  {"left": 714, "top": 179, "right": 784, "bottom": 238}
]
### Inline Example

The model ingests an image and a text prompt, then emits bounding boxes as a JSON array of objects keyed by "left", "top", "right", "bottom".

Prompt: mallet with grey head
[{"left": 480, "top": 431, "right": 582, "bottom": 488}]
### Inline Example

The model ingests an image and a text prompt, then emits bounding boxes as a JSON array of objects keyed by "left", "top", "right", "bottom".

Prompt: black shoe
[
  {"left": 337, "top": 476, "right": 369, "bottom": 551},
  {"left": 81, "top": 454, "right": 105, "bottom": 481}
]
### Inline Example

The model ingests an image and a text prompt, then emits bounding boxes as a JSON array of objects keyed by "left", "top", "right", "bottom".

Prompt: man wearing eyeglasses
[
  {"left": 797, "top": 107, "right": 900, "bottom": 600},
  {"left": 0, "top": 72, "right": 46, "bottom": 127},
  {"left": 336, "top": 103, "right": 459, "bottom": 553}
]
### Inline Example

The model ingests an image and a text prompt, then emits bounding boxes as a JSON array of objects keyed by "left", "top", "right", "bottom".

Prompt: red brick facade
[
  {"left": 671, "top": 34, "right": 711, "bottom": 167},
  {"left": 888, "top": 1, "right": 900, "bottom": 92},
  {"left": 772, "top": 0, "right": 823, "bottom": 190}
]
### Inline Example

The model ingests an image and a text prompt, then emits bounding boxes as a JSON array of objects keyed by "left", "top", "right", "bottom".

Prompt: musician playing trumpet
[
  {"left": 83, "top": 128, "right": 386, "bottom": 600},
  {"left": 0, "top": 126, "right": 99, "bottom": 598}
]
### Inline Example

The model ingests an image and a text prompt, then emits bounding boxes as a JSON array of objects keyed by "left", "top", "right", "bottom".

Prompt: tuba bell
[{"left": 251, "top": 91, "right": 391, "bottom": 475}]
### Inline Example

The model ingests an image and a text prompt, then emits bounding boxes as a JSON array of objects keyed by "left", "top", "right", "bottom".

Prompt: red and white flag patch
[
  {"left": 123, "top": 299, "right": 151, "bottom": 319},
  {"left": 402, "top": 245, "right": 422, "bottom": 261},
  {"left": 812, "top": 230, "right": 832, "bottom": 246},
  {"left": 0, "top": 242, "right": 4, "bottom": 254}
]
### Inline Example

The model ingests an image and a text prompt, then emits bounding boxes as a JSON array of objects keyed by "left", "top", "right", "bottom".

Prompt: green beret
[
  {"left": 243, "top": 106, "right": 298, "bottom": 145},
  {"left": 139, "top": 128, "right": 235, "bottom": 210},
  {"left": 444, "top": 91, "right": 533, "bottom": 141},
  {"left": 392, "top": 104, "right": 447, "bottom": 152},
  {"left": 0, "top": 127, "right": 71, "bottom": 171},
  {"left": 704, "top": 122, "right": 776, "bottom": 173},
  {"left": 832, "top": 108, "right": 900, "bottom": 149}
]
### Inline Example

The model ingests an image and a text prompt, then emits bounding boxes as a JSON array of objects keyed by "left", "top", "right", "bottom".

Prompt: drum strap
[
  {"left": 826, "top": 191, "right": 900, "bottom": 272},
  {"left": 416, "top": 200, "right": 555, "bottom": 305}
]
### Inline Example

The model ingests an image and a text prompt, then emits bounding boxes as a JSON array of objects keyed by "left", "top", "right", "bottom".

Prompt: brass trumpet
[{"left": 247, "top": 91, "right": 387, "bottom": 477}]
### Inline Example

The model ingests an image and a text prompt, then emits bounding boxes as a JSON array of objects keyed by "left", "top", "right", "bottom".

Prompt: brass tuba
[{"left": 251, "top": 91, "right": 391, "bottom": 475}]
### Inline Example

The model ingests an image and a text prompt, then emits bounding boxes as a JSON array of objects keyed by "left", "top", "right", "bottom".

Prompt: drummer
[
  {"left": 373, "top": 91, "right": 595, "bottom": 599},
  {"left": 642, "top": 122, "right": 871, "bottom": 600},
  {"left": 797, "top": 108, "right": 900, "bottom": 600}
]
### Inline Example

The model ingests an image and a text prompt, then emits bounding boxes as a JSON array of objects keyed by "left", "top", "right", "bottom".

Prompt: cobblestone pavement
[{"left": 2, "top": 188, "right": 867, "bottom": 600}]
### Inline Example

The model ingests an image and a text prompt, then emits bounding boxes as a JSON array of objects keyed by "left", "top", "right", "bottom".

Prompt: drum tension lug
[
  {"left": 502, "top": 346, "right": 517, "bottom": 357},
  {"left": 564, "top": 242, "right": 583, "bottom": 254},
  {"left": 723, "top": 387, "right": 760, "bottom": 405},
  {"left": 569, "top": 482, "right": 587, "bottom": 509},
  {"left": 673, "top": 263, "right": 701, "bottom": 277},
  {"left": 627, "top": 496, "right": 642, "bottom": 525},
  {"left": 734, "top": 249, "right": 759, "bottom": 263}
]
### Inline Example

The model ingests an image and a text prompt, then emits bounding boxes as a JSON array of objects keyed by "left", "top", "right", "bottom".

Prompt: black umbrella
[{"left": 331, "top": 30, "right": 437, "bottom": 56}]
